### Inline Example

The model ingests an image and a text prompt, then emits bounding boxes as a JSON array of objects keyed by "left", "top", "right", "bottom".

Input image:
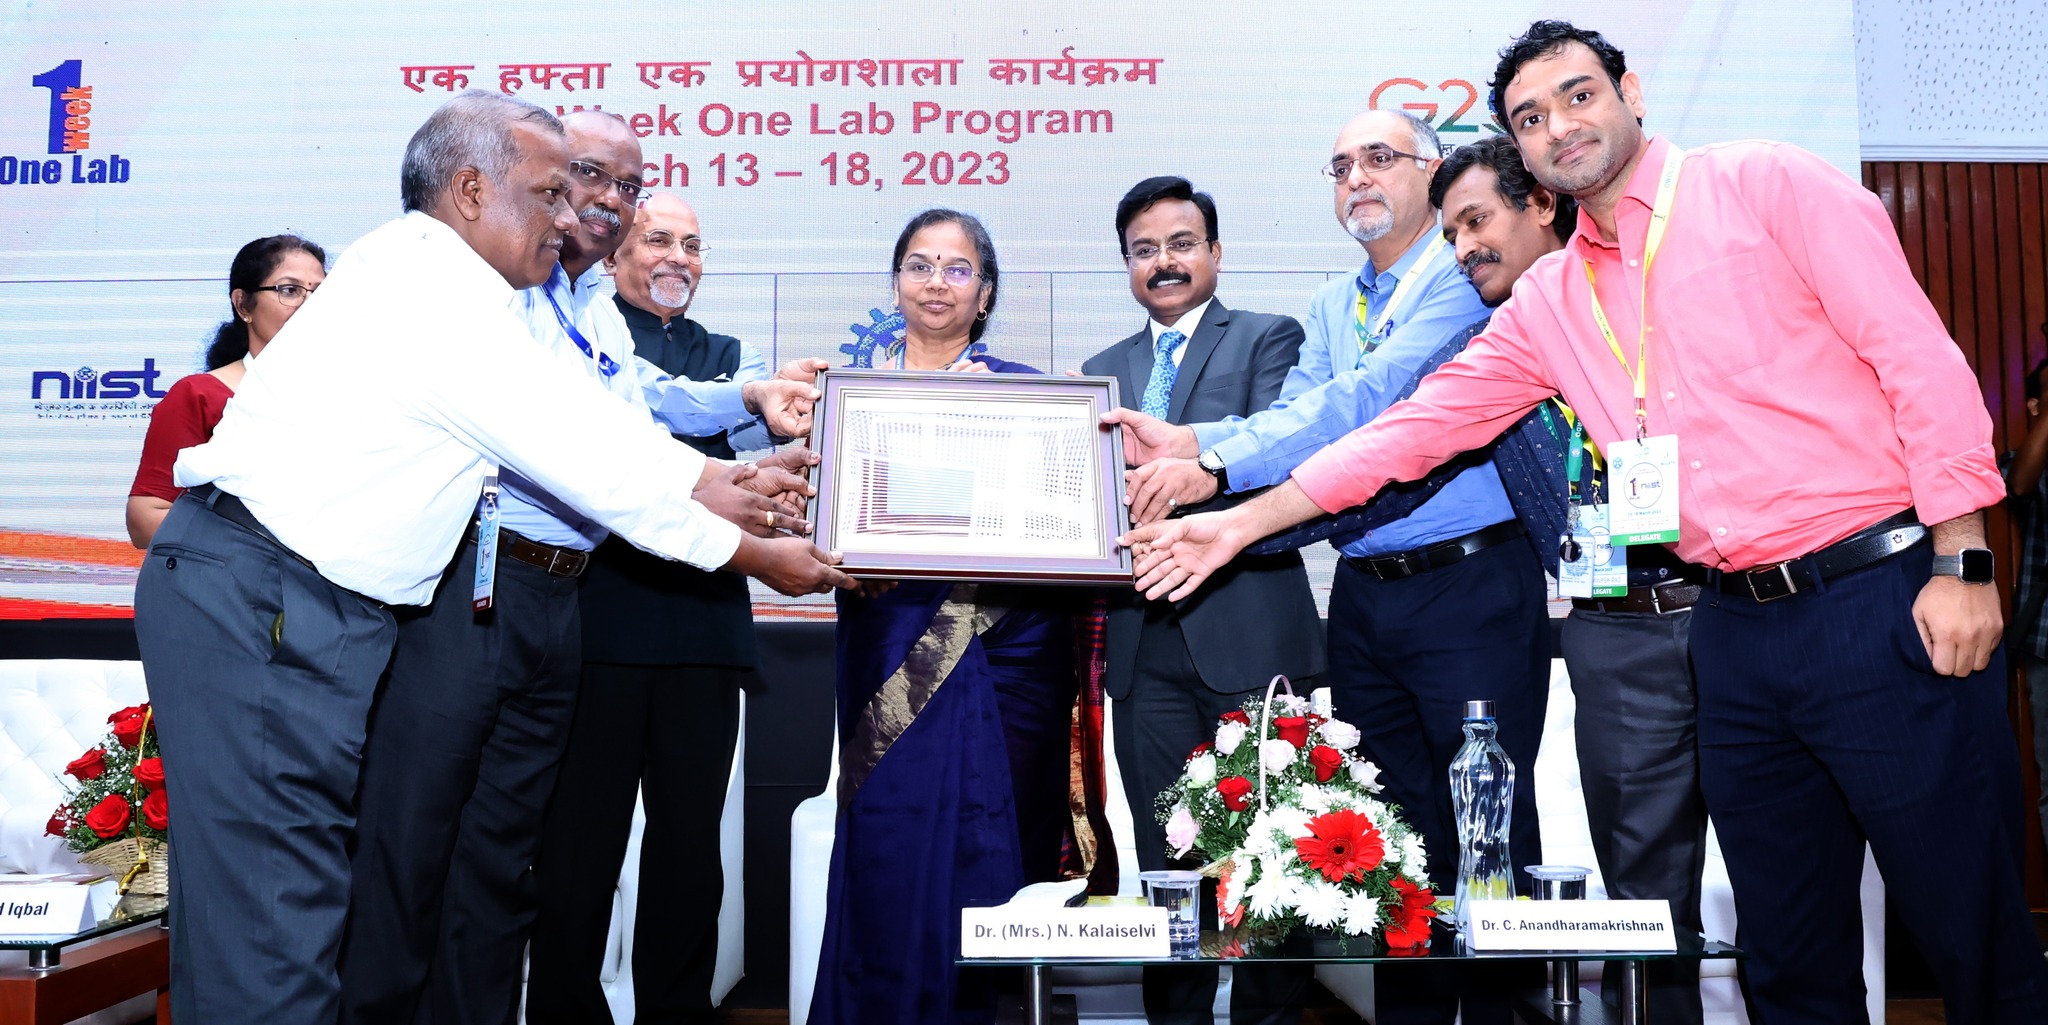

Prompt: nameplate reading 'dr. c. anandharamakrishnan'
[
  {"left": 960, "top": 906, "right": 1171, "bottom": 958},
  {"left": 1463, "top": 899, "right": 1678, "bottom": 952}
]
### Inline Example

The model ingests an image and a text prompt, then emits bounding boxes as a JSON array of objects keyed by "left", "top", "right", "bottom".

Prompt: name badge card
[
  {"left": 473, "top": 468, "right": 501, "bottom": 612},
  {"left": 1464, "top": 899, "right": 1678, "bottom": 952},
  {"left": 1557, "top": 504, "right": 1628, "bottom": 599},
  {"left": 1603, "top": 436, "right": 1680, "bottom": 545},
  {"left": 960, "top": 906, "right": 1170, "bottom": 958}
]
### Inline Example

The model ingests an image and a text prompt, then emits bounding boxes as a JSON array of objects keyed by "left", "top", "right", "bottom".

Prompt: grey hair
[
  {"left": 1391, "top": 109, "right": 1443, "bottom": 161},
  {"left": 400, "top": 90, "right": 564, "bottom": 213}
]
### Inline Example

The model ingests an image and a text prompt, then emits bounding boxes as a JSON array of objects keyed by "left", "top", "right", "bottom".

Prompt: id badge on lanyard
[
  {"left": 545, "top": 286, "right": 620, "bottom": 379},
  {"left": 1551, "top": 409, "right": 1628, "bottom": 598},
  {"left": 1353, "top": 231, "right": 1450, "bottom": 365},
  {"left": 472, "top": 468, "right": 501, "bottom": 612},
  {"left": 1584, "top": 144, "right": 1684, "bottom": 547}
]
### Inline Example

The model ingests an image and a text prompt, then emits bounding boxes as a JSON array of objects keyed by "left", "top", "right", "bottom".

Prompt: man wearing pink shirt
[{"left": 1121, "top": 20, "right": 2048, "bottom": 1024}]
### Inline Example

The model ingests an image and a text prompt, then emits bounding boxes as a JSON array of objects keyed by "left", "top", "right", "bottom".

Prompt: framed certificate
[{"left": 808, "top": 369, "right": 1133, "bottom": 583}]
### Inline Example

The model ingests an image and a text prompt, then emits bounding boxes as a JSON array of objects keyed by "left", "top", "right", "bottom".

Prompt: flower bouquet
[
  {"left": 46, "top": 702, "right": 169, "bottom": 896},
  {"left": 1157, "top": 676, "right": 1437, "bottom": 957}
]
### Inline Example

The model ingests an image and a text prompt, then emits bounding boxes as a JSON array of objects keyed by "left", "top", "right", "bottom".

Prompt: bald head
[
  {"left": 558, "top": 110, "right": 647, "bottom": 278},
  {"left": 1327, "top": 109, "right": 1444, "bottom": 260},
  {"left": 610, "top": 192, "right": 703, "bottom": 321}
]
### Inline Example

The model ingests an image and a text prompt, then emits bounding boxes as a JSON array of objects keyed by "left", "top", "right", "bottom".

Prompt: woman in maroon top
[{"left": 126, "top": 234, "right": 327, "bottom": 547}]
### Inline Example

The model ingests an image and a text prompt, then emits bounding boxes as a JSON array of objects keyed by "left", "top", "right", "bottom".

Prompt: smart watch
[
  {"left": 1197, "top": 449, "right": 1230, "bottom": 492},
  {"left": 1931, "top": 548, "right": 1996, "bottom": 584}
]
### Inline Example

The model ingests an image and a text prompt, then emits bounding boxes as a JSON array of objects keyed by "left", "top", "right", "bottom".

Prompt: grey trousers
[
  {"left": 133, "top": 493, "right": 397, "bottom": 1025},
  {"left": 1558, "top": 607, "right": 1707, "bottom": 1025}
]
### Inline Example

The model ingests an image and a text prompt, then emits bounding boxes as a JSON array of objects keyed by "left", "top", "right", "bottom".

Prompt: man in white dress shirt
[{"left": 134, "top": 91, "right": 849, "bottom": 1025}]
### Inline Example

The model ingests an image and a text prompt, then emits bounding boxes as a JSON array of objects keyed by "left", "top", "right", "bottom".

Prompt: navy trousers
[
  {"left": 339, "top": 536, "right": 582, "bottom": 1025},
  {"left": 134, "top": 493, "right": 397, "bottom": 1025},
  {"left": 1693, "top": 542, "right": 2048, "bottom": 1025},
  {"left": 1324, "top": 538, "right": 1550, "bottom": 1025}
]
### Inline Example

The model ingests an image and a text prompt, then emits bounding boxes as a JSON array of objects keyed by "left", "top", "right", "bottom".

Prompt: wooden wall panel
[{"left": 1863, "top": 160, "right": 2048, "bottom": 907}]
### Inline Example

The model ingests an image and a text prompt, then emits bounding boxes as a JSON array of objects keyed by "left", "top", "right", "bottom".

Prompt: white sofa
[
  {"left": 0, "top": 659, "right": 745, "bottom": 1025},
  {"left": 788, "top": 659, "right": 1888, "bottom": 1023}
]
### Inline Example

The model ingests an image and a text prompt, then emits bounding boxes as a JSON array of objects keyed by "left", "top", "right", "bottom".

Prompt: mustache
[
  {"left": 1345, "top": 189, "right": 1388, "bottom": 215},
  {"left": 1147, "top": 268, "right": 1191, "bottom": 289},
  {"left": 1459, "top": 249, "right": 1501, "bottom": 278},
  {"left": 578, "top": 205, "right": 622, "bottom": 231}
]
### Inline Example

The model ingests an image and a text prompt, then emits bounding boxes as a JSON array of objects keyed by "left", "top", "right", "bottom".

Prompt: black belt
[
  {"left": 186, "top": 483, "right": 320, "bottom": 575},
  {"left": 1573, "top": 580, "right": 1701, "bottom": 615},
  {"left": 1341, "top": 521, "right": 1525, "bottom": 581},
  {"left": 467, "top": 520, "right": 590, "bottom": 578},
  {"left": 1708, "top": 509, "right": 1925, "bottom": 603}
]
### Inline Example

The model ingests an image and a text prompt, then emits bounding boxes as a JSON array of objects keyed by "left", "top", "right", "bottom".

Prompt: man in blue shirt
[
  {"left": 1106, "top": 110, "right": 1548, "bottom": 1025},
  {"left": 339, "top": 112, "right": 823, "bottom": 1025}
]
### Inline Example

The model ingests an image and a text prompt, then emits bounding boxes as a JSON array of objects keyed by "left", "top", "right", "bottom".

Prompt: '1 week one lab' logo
[{"left": 4, "top": 60, "right": 133, "bottom": 186}]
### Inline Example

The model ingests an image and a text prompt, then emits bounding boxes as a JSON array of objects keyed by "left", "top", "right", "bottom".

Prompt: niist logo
[{"left": 30, "top": 360, "right": 170, "bottom": 421}]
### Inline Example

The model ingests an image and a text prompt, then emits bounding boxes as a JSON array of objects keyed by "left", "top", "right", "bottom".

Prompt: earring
[{"left": 976, "top": 309, "right": 988, "bottom": 321}]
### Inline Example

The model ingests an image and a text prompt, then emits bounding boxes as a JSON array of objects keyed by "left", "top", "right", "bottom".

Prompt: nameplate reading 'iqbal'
[
  {"left": 0, "top": 879, "right": 97, "bottom": 935},
  {"left": 1463, "top": 899, "right": 1678, "bottom": 952},
  {"left": 959, "top": 906, "right": 1170, "bottom": 958}
]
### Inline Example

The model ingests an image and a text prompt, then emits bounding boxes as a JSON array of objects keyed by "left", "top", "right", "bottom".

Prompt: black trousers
[
  {"left": 1558, "top": 607, "right": 1706, "bottom": 1025},
  {"left": 1694, "top": 543, "right": 2048, "bottom": 1025},
  {"left": 339, "top": 538, "right": 583, "bottom": 1025},
  {"left": 527, "top": 662, "right": 746, "bottom": 1025},
  {"left": 1114, "top": 616, "right": 1313, "bottom": 1025},
  {"left": 135, "top": 495, "right": 396, "bottom": 1025},
  {"left": 1324, "top": 539, "right": 1549, "bottom": 1025}
]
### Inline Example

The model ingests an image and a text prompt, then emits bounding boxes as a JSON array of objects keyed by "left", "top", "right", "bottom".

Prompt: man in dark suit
[
  {"left": 526, "top": 192, "right": 822, "bottom": 1025},
  {"left": 1082, "top": 176, "right": 1324, "bottom": 1025}
]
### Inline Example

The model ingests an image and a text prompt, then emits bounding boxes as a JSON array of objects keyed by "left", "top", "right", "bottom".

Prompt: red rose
[
  {"left": 133, "top": 757, "right": 165, "bottom": 791},
  {"left": 1273, "top": 716, "right": 1310, "bottom": 748},
  {"left": 1306, "top": 713, "right": 1327, "bottom": 727},
  {"left": 84, "top": 794, "right": 131, "bottom": 839},
  {"left": 1187, "top": 741, "right": 1214, "bottom": 759},
  {"left": 111, "top": 713, "right": 149, "bottom": 749},
  {"left": 1216, "top": 775, "right": 1254, "bottom": 812},
  {"left": 64, "top": 747, "right": 108, "bottom": 781},
  {"left": 106, "top": 703, "right": 149, "bottom": 726},
  {"left": 1218, "top": 710, "right": 1251, "bottom": 726},
  {"left": 1307, "top": 745, "right": 1343, "bottom": 782},
  {"left": 142, "top": 789, "right": 168, "bottom": 831},
  {"left": 45, "top": 808, "right": 69, "bottom": 837}
]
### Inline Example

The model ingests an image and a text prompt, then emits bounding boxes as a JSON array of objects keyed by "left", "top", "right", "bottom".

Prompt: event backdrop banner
[{"left": 0, "top": 0, "right": 1857, "bottom": 619}]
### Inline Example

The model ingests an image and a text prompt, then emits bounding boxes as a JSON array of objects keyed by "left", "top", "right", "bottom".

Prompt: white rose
[
  {"left": 1259, "top": 738, "right": 1296, "bottom": 774},
  {"left": 1215, "top": 721, "right": 1249, "bottom": 756},
  {"left": 1318, "top": 718, "right": 1362, "bottom": 750},
  {"left": 1349, "top": 759, "right": 1385, "bottom": 793},
  {"left": 1186, "top": 753, "right": 1217, "bottom": 786},
  {"left": 1299, "top": 785, "right": 1333, "bottom": 812}
]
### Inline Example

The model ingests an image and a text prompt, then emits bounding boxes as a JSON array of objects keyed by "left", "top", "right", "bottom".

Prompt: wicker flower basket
[{"left": 79, "top": 836, "right": 169, "bottom": 897}]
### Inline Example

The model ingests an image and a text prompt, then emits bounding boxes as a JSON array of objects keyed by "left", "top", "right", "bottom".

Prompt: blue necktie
[{"left": 1142, "top": 329, "right": 1185, "bottom": 419}]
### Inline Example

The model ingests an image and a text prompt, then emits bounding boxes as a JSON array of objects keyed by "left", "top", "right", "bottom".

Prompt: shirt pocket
[{"left": 1659, "top": 252, "right": 1772, "bottom": 383}]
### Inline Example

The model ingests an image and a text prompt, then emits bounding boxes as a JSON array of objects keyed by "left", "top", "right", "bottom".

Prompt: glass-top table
[
  {"left": 960, "top": 921, "right": 1742, "bottom": 1025},
  {"left": 0, "top": 894, "right": 167, "bottom": 970}
]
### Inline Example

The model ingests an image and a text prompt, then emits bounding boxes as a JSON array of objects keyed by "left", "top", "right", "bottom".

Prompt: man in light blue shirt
[
  {"left": 1106, "top": 110, "right": 1548, "bottom": 1025},
  {"left": 339, "top": 110, "right": 823, "bottom": 1025}
]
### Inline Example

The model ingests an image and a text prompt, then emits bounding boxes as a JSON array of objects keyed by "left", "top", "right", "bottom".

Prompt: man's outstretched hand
[
  {"left": 1099, "top": 407, "right": 1199, "bottom": 467},
  {"left": 724, "top": 534, "right": 851, "bottom": 595},
  {"left": 743, "top": 378, "right": 821, "bottom": 438}
]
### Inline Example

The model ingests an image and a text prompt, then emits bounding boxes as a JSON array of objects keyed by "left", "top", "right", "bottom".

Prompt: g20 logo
[
  {"left": 5, "top": 59, "right": 132, "bottom": 186},
  {"left": 1369, "top": 78, "right": 1500, "bottom": 136}
]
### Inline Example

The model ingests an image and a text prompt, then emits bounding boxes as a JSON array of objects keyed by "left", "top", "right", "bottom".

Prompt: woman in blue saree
[{"left": 812, "top": 209, "right": 1083, "bottom": 1025}]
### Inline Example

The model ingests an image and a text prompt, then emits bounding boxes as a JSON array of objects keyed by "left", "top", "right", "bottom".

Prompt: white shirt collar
[{"left": 1148, "top": 298, "right": 1211, "bottom": 344}]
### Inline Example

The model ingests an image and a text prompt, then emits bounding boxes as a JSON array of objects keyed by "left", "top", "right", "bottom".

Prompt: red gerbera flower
[
  {"left": 1292, "top": 808, "right": 1385, "bottom": 883},
  {"left": 1385, "top": 876, "right": 1438, "bottom": 951}
]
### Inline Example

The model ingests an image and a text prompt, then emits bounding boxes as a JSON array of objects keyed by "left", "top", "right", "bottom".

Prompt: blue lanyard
[
  {"left": 544, "top": 286, "right": 619, "bottom": 378},
  {"left": 893, "top": 341, "right": 975, "bottom": 369}
]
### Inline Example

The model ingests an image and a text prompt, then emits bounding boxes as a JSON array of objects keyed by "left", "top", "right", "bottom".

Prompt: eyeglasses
[
  {"left": 250, "top": 282, "right": 317, "bottom": 307},
  {"left": 1320, "top": 144, "right": 1436, "bottom": 183},
  {"left": 1126, "top": 237, "right": 1212, "bottom": 263},
  {"left": 635, "top": 230, "right": 707, "bottom": 257},
  {"left": 569, "top": 159, "right": 646, "bottom": 203},
  {"left": 898, "top": 260, "right": 982, "bottom": 286}
]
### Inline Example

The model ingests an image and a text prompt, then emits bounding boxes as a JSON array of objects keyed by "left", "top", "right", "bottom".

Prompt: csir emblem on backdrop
[{"left": 4, "top": 60, "right": 134, "bottom": 187}]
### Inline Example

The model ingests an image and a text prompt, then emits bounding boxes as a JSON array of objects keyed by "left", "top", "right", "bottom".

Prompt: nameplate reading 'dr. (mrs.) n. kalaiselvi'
[
  {"left": 959, "top": 904, "right": 1171, "bottom": 958},
  {"left": 1463, "top": 898, "right": 1678, "bottom": 952}
]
